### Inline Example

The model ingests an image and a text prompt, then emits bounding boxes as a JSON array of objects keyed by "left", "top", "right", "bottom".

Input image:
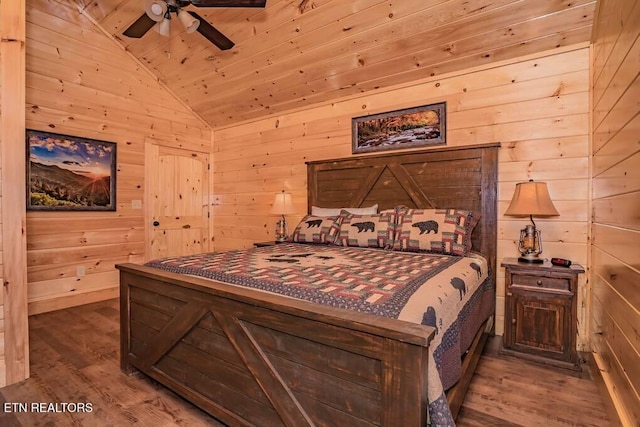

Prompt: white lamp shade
[
  {"left": 178, "top": 9, "right": 200, "bottom": 33},
  {"left": 504, "top": 180, "right": 559, "bottom": 217},
  {"left": 270, "top": 191, "right": 296, "bottom": 215},
  {"left": 156, "top": 16, "right": 171, "bottom": 37},
  {"left": 145, "top": 0, "right": 167, "bottom": 22}
]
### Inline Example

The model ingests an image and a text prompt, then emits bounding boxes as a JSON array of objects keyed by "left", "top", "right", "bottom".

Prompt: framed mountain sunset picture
[{"left": 26, "top": 129, "right": 117, "bottom": 211}]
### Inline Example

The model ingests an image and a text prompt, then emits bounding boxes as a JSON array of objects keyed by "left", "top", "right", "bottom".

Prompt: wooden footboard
[{"left": 118, "top": 263, "right": 437, "bottom": 426}]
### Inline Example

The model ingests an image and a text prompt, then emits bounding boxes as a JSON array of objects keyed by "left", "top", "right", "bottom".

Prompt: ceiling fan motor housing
[{"left": 124, "top": 0, "right": 267, "bottom": 50}]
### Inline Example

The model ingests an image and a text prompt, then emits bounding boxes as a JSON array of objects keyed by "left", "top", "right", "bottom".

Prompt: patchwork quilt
[{"left": 146, "top": 243, "right": 494, "bottom": 426}]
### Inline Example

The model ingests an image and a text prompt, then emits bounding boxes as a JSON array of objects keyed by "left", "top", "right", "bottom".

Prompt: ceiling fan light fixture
[
  {"left": 123, "top": 0, "right": 266, "bottom": 49},
  {"left": 178, "top": 8, "right": 200, "bottom": 33},
  {"left": 156, "top": 12, "right": 171, "bottom": 37},
  {"left": 145, "top": 0, "right": 167, "bottom": 22}
]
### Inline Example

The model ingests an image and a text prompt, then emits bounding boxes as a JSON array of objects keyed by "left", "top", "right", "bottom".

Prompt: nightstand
[
  {"left": 253, "top": 241, "right": 284, "bottom": 248},
  {"left": 501, "top": 258, "right": 585, "bottom": 369}
]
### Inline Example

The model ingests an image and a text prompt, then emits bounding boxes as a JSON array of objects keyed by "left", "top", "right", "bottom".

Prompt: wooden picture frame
[
  {"left": 352, "top": 102, "right": 446, "bottom": 154},
  {"left": 27, "top": 129, "right": 117, "bottom": 211}
]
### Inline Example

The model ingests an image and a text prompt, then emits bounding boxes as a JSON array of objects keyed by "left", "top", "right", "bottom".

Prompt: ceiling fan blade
[
  {"left": 188, "top": 11, "right": 235, "bottom": 50},
  {"left": 189, "top": 0, "right": 266, "bottom": 7},
  {"left": 123, "top": 13, "right": 157, "bottom": 38}
]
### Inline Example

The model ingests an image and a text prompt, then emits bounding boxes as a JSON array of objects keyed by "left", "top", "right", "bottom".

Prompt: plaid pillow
[
  {"left": 333, "top": 210, "right": 395, "bottom": 248},
  {"left": 289, "top": 215, "right": 342, "bottom": 244},
  {"left": 392, "top": 208, "right": 478, "bottom": 255}
]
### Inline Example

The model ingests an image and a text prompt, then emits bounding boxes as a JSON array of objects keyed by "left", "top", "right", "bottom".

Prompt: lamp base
[
  {"left": 274, "top": 217, "right": 289, "bottom": 242},
  {"left": 518, "top": 255, "right": 544, "bottom": 264}
]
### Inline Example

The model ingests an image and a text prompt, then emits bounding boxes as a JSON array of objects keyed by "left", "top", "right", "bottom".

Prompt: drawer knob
[
  {"left": 537, "top": 280, "right": 543, "bottom": 286},
  {"left": 512, "top": 319, "right": 516, "bottom": 324}
]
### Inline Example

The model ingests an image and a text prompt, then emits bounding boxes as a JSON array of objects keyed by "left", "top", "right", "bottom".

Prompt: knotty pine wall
[
  {"left": 590, "top": 0, "right": 640, "bottom": 424},
  {"left": 24, "top": 0, "right": 211, "bottom": 315},
  {"left": 213, "top": 45, "right": 591, "bottom": 346}
]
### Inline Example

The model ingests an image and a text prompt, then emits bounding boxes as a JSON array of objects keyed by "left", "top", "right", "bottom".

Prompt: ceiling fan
[{"left": 123, "top": 0, "right": 267, "bottom": 51}]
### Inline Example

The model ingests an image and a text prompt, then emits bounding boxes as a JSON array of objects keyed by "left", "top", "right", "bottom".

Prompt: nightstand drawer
[{"left": 511, "top": 274, "right": 570, "bottom": 292}]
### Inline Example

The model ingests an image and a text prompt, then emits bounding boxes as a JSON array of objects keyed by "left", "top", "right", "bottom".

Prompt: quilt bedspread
[{"left": 145, "top": 243, "right": 494, "bottom": 426}]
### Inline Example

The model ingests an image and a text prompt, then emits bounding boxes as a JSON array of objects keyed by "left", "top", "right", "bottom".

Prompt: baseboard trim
[{"left": 28, "top": 287, "right": 119, "bottom": 316}]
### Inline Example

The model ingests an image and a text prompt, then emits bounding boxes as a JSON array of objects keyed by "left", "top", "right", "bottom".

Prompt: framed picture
[
  {"left": 352, "top": 102, "right": 446, "bottom": 154},
  {"left": 26, "top": 129, "right": 117, "bottom": 211}
]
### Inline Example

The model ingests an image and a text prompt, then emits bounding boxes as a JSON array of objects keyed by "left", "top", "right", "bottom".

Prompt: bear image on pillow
[
  {"left": 289, "top": 215, "right": 342, "bottom": 244},
  {"left": 334, "top": 211, "right": 394, "bottom": 248},
  {"left": 351, "top": 221, "right": 375, "bottom": 233},
  {"left": 412, "top": 220, "right": 439, "bottom": 234},
  {"left": 393, "top": 208, "right": 478, "bottom": 256}
]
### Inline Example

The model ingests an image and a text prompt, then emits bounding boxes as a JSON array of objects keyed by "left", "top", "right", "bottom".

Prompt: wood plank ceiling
[{"left": 75, "top": 0, "right": 597, "bottom": 129}]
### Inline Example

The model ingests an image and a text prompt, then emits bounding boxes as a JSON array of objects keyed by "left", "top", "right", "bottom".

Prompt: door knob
[{"left": 153, "top": 221, "right": 160, "bottom": 226}]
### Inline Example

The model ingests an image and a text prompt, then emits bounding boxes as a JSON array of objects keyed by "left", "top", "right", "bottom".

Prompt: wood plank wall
[
  {"left": 213, "top": 45, "right": 591, "bottom": 345},
  {"left": 590, "top": 0, "right": 640, "bottom": 425},
  {"left": 24, "top": 0, "right": 212, "bottom": 315}
]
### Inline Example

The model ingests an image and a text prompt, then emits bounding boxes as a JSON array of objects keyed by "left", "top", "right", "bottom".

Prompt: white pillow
[{"left": 312, "top": 204, "right": 378, "bottom": 217}]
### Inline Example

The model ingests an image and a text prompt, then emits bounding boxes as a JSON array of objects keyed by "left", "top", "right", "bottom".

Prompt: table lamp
[
  {"left": 504, "top": 179, "right": 559, "bottom": 263},
  {"left": 270, "top": 190, "right": 296, "bottom": 242}
]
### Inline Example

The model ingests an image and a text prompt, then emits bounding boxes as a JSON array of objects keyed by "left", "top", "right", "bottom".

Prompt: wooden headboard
[{"left": 307, "top": 143, "right": 500, "bottom": 282}]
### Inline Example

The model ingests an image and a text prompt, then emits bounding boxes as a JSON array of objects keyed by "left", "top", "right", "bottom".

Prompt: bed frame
[{"left": 118, "top": 143, "right": 499, "bottom": 426}]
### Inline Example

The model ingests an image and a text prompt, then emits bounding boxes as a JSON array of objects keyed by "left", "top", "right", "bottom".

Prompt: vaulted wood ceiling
[{"left": 77, "top": 0, "right": 597, "bottom": 129}]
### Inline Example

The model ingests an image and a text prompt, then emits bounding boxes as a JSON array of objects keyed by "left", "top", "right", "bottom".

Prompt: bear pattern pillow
[
  {"left": 289, "top": 215, "right": 342, "bottom": 244},
  {"left": 392, "top": 208, "right": 478, "bottom": 255},
  {"left": 333, "top": 210, "right": 395, "bottom": 248}
]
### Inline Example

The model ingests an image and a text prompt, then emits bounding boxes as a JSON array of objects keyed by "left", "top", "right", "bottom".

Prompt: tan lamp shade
[
  {"left": 270, "top": 191, "right": 296, "bottom": 215},
  {"left": 504, "top": 180, "right": 559, "bottom": 217}
]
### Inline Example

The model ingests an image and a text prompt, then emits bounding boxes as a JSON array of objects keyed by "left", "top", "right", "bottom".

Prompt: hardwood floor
[
  {"left": 0, "top": 299, "right": 612, "bottom": 426},
  {"left": 456, "top": 339, "right": 613, "bottom": 427}
]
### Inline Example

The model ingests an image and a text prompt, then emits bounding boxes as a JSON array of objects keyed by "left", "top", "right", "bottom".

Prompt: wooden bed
[{"left": 117, "top": 143, "right": 499, "bottom": 426}]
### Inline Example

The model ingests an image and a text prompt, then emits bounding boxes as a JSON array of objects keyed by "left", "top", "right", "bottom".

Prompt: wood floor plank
[
  {"left": 456, "top": 339, "right": 612, "bottom": 427},
  {"left": 457, "top": 406, "right": 518, "bottom": 426},
  {"left": 475, "top": 356, "right": 608, "bottom": 418},
  {"left": 0, "top": 299, "right": 611, "bottom": 427},
  {"left": 18, "top": 328, "right": 139, "bottom": 426}
]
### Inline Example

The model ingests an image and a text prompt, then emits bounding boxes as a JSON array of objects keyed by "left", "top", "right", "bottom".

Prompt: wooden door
[{"left": 146, "top": 144, "right": 210, "bottom": 260}]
